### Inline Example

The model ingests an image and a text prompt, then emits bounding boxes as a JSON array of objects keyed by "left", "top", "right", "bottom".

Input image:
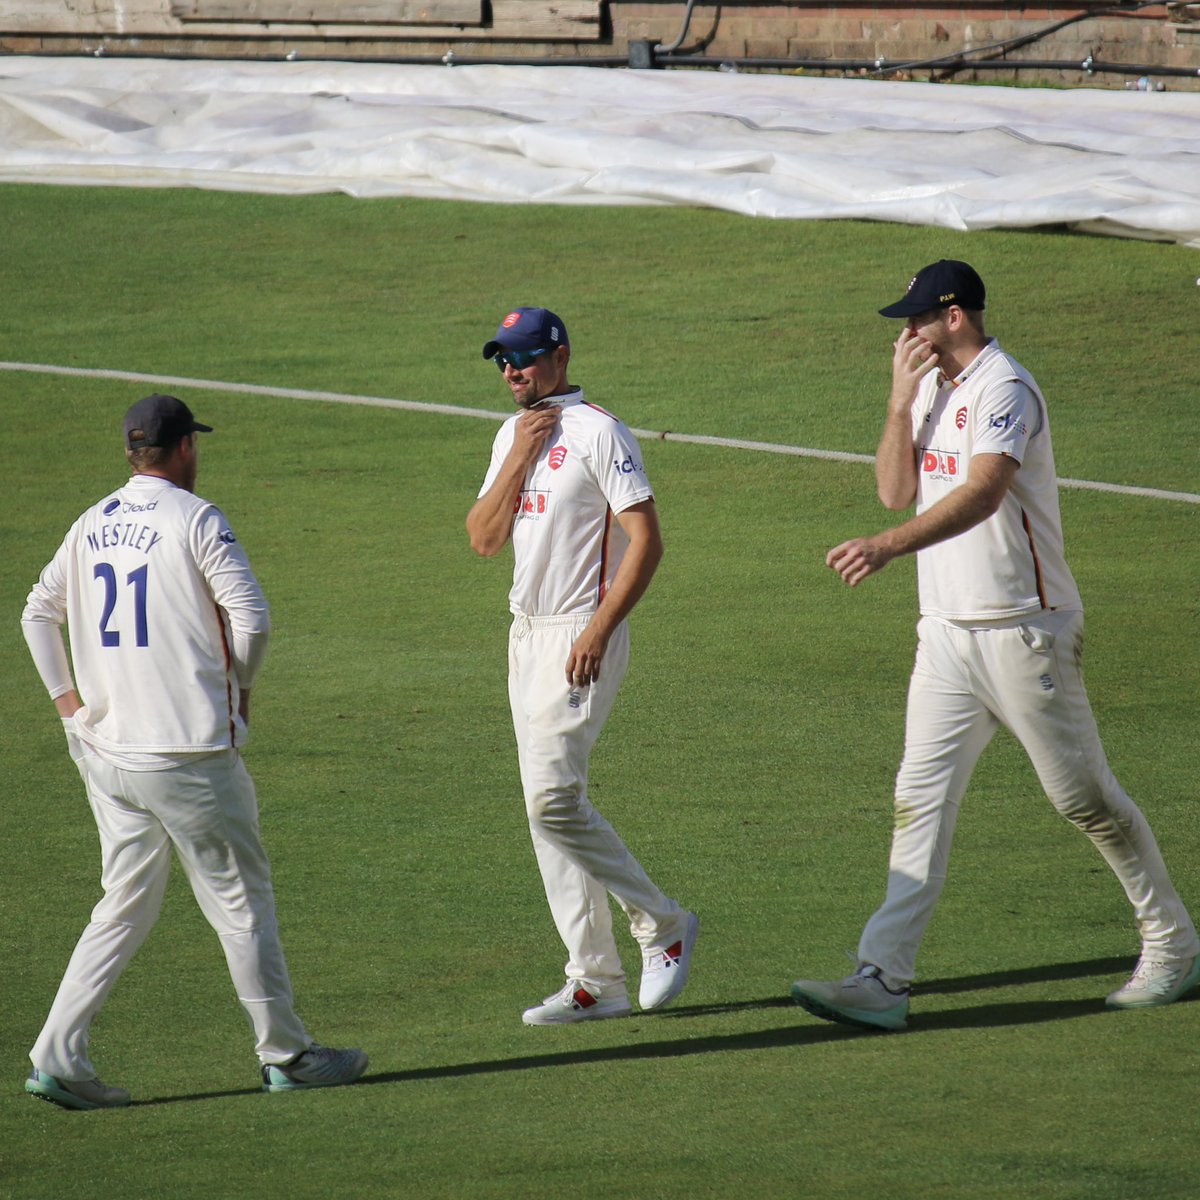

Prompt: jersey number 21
[{"left": 94, "top": 562, "right": 149, "bottom": 648}]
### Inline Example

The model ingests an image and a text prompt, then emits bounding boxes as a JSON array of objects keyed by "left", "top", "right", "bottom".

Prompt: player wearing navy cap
[
  {"left": 790, "top": 262, "right": 1199, "bottom": 1030},
  {"left": 468, "top": 308, "right": 699, "bottom": 1025},
  {"left": 21, "top": 394, "right": 368, "bottom": 1107}
]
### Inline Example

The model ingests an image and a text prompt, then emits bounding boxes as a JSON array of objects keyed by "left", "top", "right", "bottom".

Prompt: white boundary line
[{"left": 4, "top": 360, "right": 1198, "bottom": 505}]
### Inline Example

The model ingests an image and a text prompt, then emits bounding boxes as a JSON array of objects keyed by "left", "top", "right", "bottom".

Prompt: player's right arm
[
  {"left": 875, "top": 327, "right": 936, "bottom": 510},
  {"left": 466, "top": 407, "right": 558, "bottom": 557},
  {"left": 22, "top": 536, "right": 80, "bottom": 712}
]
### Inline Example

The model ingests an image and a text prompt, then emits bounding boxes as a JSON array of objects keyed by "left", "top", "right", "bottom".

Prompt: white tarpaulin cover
[{"left": 0, "top": 56, "right": 1198, "bottom": 247}]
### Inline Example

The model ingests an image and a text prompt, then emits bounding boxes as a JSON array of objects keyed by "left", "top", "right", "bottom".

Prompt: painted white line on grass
[
  {"left": 4, "top": 360, "right": 1197, "bottom": 505},
  {"left": 0, "top": 360, "right": 513, "bottom": 423}
]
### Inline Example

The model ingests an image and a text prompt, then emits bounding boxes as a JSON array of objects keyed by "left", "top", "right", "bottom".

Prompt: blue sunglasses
[{"left": 494, "top": 346, "right": 554, "bottom": 372}]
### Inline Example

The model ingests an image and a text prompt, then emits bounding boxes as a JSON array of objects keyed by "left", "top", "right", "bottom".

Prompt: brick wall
[{"left": 1, "top": 0, "right": 1197, "bottom": 90}]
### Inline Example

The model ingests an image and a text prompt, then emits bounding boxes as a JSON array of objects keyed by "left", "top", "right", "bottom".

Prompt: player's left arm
[
  {"left": 827, "top": 453, "right": 1019, "bottom": 587},
  {"left": 565, "top": 499, "right": 663, "bottom": 687},
  {"left": 192, "top": 506, "right": 271, "bottom": 690}
]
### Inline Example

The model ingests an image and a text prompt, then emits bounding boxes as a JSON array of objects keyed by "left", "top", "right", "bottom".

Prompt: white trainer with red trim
[
  {"left": 522, "top": 981, "right": 632, "bottom": 1026},
  {"left": 639, "top": 911, "right": 700, "bottom": 1010}
]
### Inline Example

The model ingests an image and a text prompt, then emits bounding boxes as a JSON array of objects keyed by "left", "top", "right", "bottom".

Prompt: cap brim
[
  {"left": 482, "top": 340, "right": 502, "bottom": 359},
  {"left": 193, "top": 421, "right": 214, "bottom": 433},
  {"left": 878, "top": 299, "right": 924, "bottom": 318}
]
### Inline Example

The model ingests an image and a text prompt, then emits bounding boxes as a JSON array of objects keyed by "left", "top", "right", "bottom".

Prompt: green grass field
[{"left": 1, "top": 183, "right": 1198, "bottom": 1200}]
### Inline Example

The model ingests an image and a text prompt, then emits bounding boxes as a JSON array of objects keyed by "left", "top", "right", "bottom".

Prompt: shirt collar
[{"left": 940, "top": 338, "right": 999, "bottom": 388}]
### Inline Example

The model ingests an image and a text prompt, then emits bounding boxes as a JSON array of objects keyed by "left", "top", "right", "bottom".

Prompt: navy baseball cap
[
  {"left": 482, "top": 307, "right": 569, "bottom": 359},
  {"left": 879, "top": 260, "right": 986, "bottom": 318},
  {"left": 124, "top": 394, "right": 213, "bottom": 449}
]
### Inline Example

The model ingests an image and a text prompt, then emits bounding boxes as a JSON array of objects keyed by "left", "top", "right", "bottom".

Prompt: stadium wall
[{"left": 1, "top": 1, "right": 1197, "bottom": 90}]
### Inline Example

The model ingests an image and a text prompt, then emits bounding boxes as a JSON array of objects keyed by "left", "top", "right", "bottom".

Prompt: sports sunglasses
[{"left": 494, "top": 346, "right": 554, "bottom": 371}]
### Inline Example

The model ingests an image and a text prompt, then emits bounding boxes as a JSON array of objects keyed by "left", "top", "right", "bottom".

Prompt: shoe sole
[
  {"left": 262, "top": 1052, "right": 369, "bottom": 1092},
  {"left": 25, "top": 1079, "right": 130, "bottom": 1110},
  {"left": 1106, "top": 958, "right": 1200, "bottom": 1010},
  {"left": 640, "top": 912, "right": 700, "bottom": 1011},
  {"left": 791, "top": 984, "right": 908, "bottom": 1032},
  {"left": 263, "top": 1077, "right": 367, "bottom": 1092}
]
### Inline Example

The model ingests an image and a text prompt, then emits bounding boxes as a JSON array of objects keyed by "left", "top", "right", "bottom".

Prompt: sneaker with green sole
[
  {"left": 26, "top": 1068, "right": 131, "bottom": 1111},
  {"left": 261, "top": 1044, "right": 369, "bottom": 1092},
  {"left": 1106, "top": 955, "right": 1200, "bottom": 1009},
  {"left": 791, "top": 964, "right": 910, "bottom": 1031}
]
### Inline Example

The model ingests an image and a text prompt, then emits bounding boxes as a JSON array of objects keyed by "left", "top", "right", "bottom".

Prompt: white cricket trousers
[
  {"left": 31, "top": 744, "right": 311, "bottom": 1081},
  {"left": 508, "top": 613, "right": 683, "bottom": 990},
  {"left": 859, "top": 610, "right": 1199, "bottom": 985}
]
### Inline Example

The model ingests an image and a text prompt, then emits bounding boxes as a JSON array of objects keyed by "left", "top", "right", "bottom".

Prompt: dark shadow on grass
[
  {"left": 350, "top": 994, "right": 1105, "bottom": 1088},
  {"left": 915, "top": 955, "right": 1133, "bottom": 995},
  {"left": 136, "top": 989, "right": 1120, "bottom": 1106}
]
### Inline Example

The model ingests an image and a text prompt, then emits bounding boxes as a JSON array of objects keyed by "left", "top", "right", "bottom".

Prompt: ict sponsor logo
[
  {"left": 514, "top": 489, "right": 550, "bottom": 519},
  {"left": 921, "top": 448, "right": 960, "bottom": 481},
  {"left": 989, "top": 413, "right": 1027, "bottom": 435},
  {"left": 613, "top": 454, "right": 643, "bottom": 475}
]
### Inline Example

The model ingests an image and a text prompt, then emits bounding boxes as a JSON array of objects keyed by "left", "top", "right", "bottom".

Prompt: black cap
[
  {"left": 878, "top": 260, "right": 986, "bottom": 318},
  {"left": 124, "top": 394, "right": 213, "bottom": 449},
  {"left": 482, "top": 307, "right": 569, "bottom": 359}
]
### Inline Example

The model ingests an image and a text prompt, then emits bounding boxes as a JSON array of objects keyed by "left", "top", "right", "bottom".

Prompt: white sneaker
[
  {"left": 791, "top": 964, "right": 910, "bottom": 1031},
  {"left": 1106, "top": 955, "right": 1200, "bottom": 1009},
  {"left": 26, "top": 1068, "right": 131, "bottom": 1110},
  {"left": 261, "top": 1043, "right": 369, "bottom": 1092},
  {"left": 639, "top": 911, "right": 700, "bottom": 1010},
  {"left": 522, "top": 981, "right": 632, "bottom": 1026}
]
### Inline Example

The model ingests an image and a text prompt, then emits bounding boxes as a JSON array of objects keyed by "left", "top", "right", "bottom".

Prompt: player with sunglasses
[{"left": 467, "top": 307, "right": 699, "bottom": 1025}]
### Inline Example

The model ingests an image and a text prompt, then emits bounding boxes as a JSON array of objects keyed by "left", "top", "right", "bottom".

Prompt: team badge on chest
[{"left": 548, "top": 445, "right": 568, "bottom": 471}]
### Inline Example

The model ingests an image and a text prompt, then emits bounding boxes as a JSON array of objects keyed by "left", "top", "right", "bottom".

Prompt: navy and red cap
[
  {"left": 124, "top": 393, "right": 213, "bottom": 450},
  {"left": 482, "top": 307, "right": 569, "bottom": 359},
  {"left": 878, "top": 260, "right": 986, "bottom": 318}
]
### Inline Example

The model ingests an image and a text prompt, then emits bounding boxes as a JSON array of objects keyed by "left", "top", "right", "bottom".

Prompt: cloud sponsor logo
[{"left": 103, "top": 499, "right": 121, "bottom": 516}]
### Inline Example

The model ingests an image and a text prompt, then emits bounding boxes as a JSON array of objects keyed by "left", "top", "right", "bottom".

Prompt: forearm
[
  {"left": 588, "top": 534, "right": 663, "bottom": 639},
  {"left": 877, "top": 474, "right": 1005, "bottom": 559},
  {"left": 563, "top": 501, "right": 663, "bottom": 687},
  {"left": 875, "top": 409, "right": 919, "bottom": 510},
  {"left": 466, "top": 475, "right": 520, "bottom": 557},
  {"left": 230, "top": 625, "right": 269, "bottom": 690},
  {"left": 22, "top": 618, "right": 76, "bottom": 701},
  {"left": 828, "top": 453, "right": 1016, "bottom": 588}
]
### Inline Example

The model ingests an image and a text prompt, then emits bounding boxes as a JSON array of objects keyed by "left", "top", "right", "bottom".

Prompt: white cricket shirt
[
  {"left": 478, "top": 389, "right": 654, "bottom": 617},
  {"left": 22, "top": 473, "right": 270, "bottom": 766},
  {"left": 911, "top": 340, "right": 1082, "bottom": 621}
]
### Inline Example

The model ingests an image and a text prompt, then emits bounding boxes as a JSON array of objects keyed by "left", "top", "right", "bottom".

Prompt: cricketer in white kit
[
  {"left": 21, "top": 393, "right": 367, "bottom": 1108},
  {"left": 467, "top": 307, "right": 698, "bottom": 1026},
  {"left": 791, "top": 261, "right": 1200, "bottom": 1031}
]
